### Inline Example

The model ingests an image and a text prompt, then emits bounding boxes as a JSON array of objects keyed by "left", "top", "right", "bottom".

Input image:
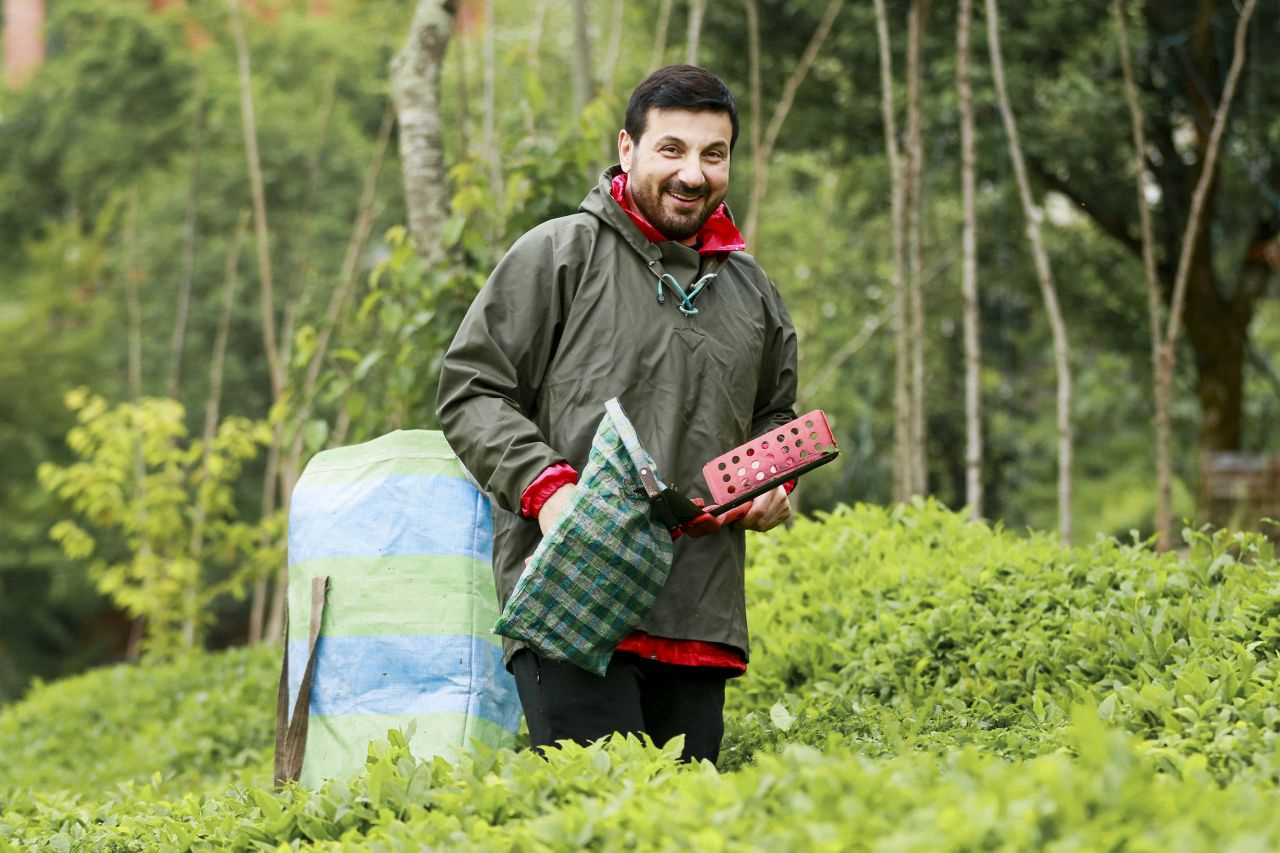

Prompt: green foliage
[
  {"left": 4, "top": 504, "right": 1280, "bottom": 848},
  {"left": 4, "top": 709, "right": 1280, "bottom": 850},
  {"left": 0, "top": 645, "right": 275, "bottom": 798},
  {"left": 727, "top": 500, "right": 1280, "bottom": 786},
  {"left": 0, "top": 0, "right": 406, "bottom": 696},
  {"left": 37, "top": 390, "right": 271, "bottom": 657}
]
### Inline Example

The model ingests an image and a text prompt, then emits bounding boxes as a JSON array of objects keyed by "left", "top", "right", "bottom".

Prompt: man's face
[{"left": 618, "top": 108, "right": 732, "bottom": 244}]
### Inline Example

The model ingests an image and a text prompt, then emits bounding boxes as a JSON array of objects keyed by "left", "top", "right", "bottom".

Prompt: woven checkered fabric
[{"left": 493, "top": 399, "right": 674, "bottom": 676}]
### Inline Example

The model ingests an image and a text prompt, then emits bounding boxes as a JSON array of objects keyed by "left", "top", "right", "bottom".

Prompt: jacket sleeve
[
  {"left": 750, "top": 276, "right": 799, "bottom": 438},
  {"left": 436, "top": 225, "right": 576, "bottom": 514}
]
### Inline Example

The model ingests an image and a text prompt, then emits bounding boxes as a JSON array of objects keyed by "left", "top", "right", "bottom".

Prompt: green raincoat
[{"left": 436, "top": 165, "right": 798, "bottom": 666}]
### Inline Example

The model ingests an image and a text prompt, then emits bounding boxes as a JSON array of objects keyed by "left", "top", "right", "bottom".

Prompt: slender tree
[
  {"left": 601, "top": 0, "right": 625, "bottom": 94},
  {"left": 957, "top": 0, "right": 982, "bottom": 518},
  {"left": 227, "top": 0, "right": 284, "bottom": 406},
  {"left": 1113, "top": 0, "right": 1167, "bottom": 548},
  {"left": 166, "top": 63, "right": 205, "bottom": 400},
  {"left": 123, "top": 188, "right": 147, "bottom": 661},
  {"left": 570, "top": 0, "right": 595, "bottom": 115},
  {"left": 391, "top": 0, "right": 457, "bottom": 264},
  {"left": 482, "top": 0, "right": 501, "bottom": 208},
  {"left": 986, "top": 0, "right": 1073, "bottom": 542},
  {"left": 649, "top": 0, "right": 673, "bottom": 71},
  {"left": 686, "top": 0, "right": 706, "bottom": 65},
  {"left": 905, "top": 0, "right": 929, "bottom": 496},
  {"left": 283, "top": 104, "right": 397, "bottom": 498},
  {"left": 1114, "top": 0, "right": 1258, "bottom": 548},
  {"left": 741, "top": 0, "right": 844, "bottom": 248},
  {"left": 522, "top": 0, "right": 549, "bottom": 136},
  {"left": 873, "top": 0, "right": 914, "bottom": 501},
  {"left": 229, "top": 0, "right": 293, "bottom": 643},
  {"left": 186, "top": 210, "right": 248, "bottom": 647}
]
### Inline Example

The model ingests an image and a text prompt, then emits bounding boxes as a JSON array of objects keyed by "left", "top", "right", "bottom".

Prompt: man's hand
[
  {"left": 537, "top": 483, "right": 579, "bottom": 536},
  {"left": 734, "top": 485, "right": 792, "bottom": 532}
]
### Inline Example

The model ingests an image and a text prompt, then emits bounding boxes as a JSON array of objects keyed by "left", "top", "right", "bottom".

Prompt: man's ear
[{"left": 618, "top": 130, "right": 634, "bottom": 172}]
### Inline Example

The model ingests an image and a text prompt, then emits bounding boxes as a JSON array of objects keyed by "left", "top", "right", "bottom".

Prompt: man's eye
[
  {"left": 660, "top": 146, "right": 680, "bottom": 155},
  {"left": 705, "top": 151, "right": 726, "bottom": 161}
]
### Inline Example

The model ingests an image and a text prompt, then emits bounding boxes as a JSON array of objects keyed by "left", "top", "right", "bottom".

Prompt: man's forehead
[{"left": 640, "top": 107, "right": 732, "bottom": 144}]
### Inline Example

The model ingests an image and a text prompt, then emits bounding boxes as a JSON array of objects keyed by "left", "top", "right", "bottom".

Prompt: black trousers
[{"left": 510, "top": 649, "right": 729, "bottom": 764}]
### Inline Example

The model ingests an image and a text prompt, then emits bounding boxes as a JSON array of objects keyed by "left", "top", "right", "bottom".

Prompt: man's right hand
[{"left": 537, "top": 483, "right": 579, "bottom": 536}]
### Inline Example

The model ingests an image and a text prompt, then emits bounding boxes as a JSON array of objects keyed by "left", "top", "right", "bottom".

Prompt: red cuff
[
  {"left": 782, "top": 479, "right": 796, "bottom": 495},
  {"left": 520, "top": 462, "right": 580, "bottom": 519}
]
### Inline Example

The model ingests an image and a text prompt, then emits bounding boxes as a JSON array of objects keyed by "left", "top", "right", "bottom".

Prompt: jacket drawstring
[{"left": 654, "top": 272, "right": 717, "bottom": 315}]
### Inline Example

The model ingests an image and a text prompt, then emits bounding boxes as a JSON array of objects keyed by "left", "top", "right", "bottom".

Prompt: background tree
[
  {"left": 2, "top": 0, "right": 1277, "bottom": 705},
  {"left": 391, "top": 0, "right": 456, "bottom": 264},
  {"left": 986, "top": 0, "right": 1075, "bottom": 542},
  {"left": 957, "top": 0, "right": 983, "bottom": 518}
]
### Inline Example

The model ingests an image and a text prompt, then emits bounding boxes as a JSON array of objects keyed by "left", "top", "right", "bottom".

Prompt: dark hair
[{"left": 624, "top": 65, "right": 739, "bottom": 151}]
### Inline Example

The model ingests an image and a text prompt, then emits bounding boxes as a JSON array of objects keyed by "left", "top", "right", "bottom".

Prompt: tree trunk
[
  {"left": 601, "top": 0, "right": 625, "bottom": 95},
  {"left": 905, "top": 0, "right": 929, "bottom": 497},
  {"left": 167, "top": 63, "right": 205, "bottom": 400},
  {"left": 957, "top": 0, "right": 982, "bottom": 519},
  {"left": 743, "top": 0, "right": 761, "bottom": 164},
  {"left": 123, "top": 188, "right": 147, "bottom": 661},
  {"left": 283, "top": 103, "right": 395, "bottom": 492},
  {"left": 482, "top": 0, "right": 499, "bottom": 196},
  {"left": 986, "top": 0, "right": 1074, "bottom": 543},
  {"left": 570, "top": 0, "right": 595, "bottom": 115},
  {"left": 1161, "top": 0, "right": 1258, "bottom": 525},
  {"left": 741, "top": 0, "right": 843, "bottom": 247},
  {"left": 872, "top": 0, "right": 913, "bottom": 503},
  {"left": 247, "top": 430, "right": 279, "bottom": 646},
  {"left": 649, "top": 0, "right": 673, "bottom": 72},
  {"left": 455, "top": 23, "right": 470, "bottom": 160},
  {"left": 391, "top": 0, "right": 456, "bottom": 264},
  {"left": 522, "top": 0, "right": 549, "bottom": 136},
  {"left": 124, "top": 189, "right": 144, "bottom": 404},
  {"left": 186, "top": 210, "right": 248, "bottom": 647},
  {"left": 1185, "top": 252, "right": 1251, "bottom": 455},
  {"left": 685, "top": 0, "right": 706, "bottom": 65},
  {"left": 228, "top": 0, "right": 285, "bottom": 406},
  {"left": 1114, "top": 0, "right": 1170, "bottom": 549}
]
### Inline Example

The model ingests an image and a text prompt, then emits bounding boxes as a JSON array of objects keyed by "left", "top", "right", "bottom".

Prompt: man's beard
[{"left": 631, "top": 178, "right": 720, "bottom": 242}]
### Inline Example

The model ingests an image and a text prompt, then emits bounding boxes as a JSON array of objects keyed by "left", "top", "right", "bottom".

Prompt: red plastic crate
[{"left": 702, "top": 410, "right": 839, "bottom": 513}]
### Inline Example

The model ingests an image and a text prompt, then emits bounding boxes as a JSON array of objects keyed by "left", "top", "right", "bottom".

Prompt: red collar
[{"left": 610, "top": 172, "right": 746, "bottom": 255}]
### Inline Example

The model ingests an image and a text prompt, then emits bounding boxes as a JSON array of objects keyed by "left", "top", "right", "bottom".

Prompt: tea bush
[
  {"left": 0, "top": 646, "right": 276, "bottom": 797},
  {"left": 4, "top": 501, "right": 1280, "bottom": 849},
  {"left": 5, "top": 720, "right": 1280, "bottom": 850},
  {"left": 725, "top": 501, "right": 1280, "bottom": 784}
]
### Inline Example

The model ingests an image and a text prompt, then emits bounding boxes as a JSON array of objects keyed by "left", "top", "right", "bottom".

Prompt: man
[{"left": 436, "top": 65, "right": 797, "bottom": 764}]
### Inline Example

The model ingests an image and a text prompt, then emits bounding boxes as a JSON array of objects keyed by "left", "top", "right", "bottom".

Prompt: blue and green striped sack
[
  {"left": 494, "top": 398, "right": 675, "bottom": 676},
  {"left": 279, "top": 430, "right": 521, "bottom": 788}
]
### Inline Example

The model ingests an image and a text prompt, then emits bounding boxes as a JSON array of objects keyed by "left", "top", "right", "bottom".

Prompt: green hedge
[
  {"left": 3, "top": 501, "right": 1280, "bottom": 849},
  {"left": 5, "top": 723, "right": 1280, "bottom": 851},
  {"left": 725, "top": 501, "right": 1280, "bottom": 784},
  {"left": 0, "top": 646, "right": 276, "bottom": 797}
]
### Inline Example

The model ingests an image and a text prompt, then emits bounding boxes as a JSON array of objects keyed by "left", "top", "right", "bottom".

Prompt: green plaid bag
[{"left": 493, "top": 398, "right": 674, "bottom": 676}]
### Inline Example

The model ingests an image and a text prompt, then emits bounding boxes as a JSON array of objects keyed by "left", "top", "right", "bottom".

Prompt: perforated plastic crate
[{"left": 702, "top": 410, "right": 839, "bottom": 512}]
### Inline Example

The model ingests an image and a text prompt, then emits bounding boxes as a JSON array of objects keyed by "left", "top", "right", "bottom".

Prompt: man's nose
[{"left": 675, "top": 154, "right": 706, "bottom": 188}]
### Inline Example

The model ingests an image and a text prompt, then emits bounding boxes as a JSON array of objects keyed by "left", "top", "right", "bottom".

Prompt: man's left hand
[{"left": 735, "top": 485, "right": 792, "bottom": 532}]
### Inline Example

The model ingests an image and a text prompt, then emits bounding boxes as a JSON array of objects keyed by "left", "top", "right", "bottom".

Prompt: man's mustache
[{"left": 662, "top": 180, "right": 709, "bottom": 199}]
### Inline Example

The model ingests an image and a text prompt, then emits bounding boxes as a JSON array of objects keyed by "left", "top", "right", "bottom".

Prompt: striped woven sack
[
  {"left": 493, "top": 398, "right": 675, "bottom": 676},
  {"left": 276, "top": 430, "right": 522, "bottom": 788}
]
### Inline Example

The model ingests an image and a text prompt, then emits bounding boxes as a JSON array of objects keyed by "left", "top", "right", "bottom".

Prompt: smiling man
[{"left": 436, "top": 66, "right": 798, "bottom": 764}]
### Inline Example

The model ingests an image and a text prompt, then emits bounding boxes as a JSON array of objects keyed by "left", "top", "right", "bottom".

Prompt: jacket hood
[{"left": 580, "top": 166, "right": 661, "bottom": 260}]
